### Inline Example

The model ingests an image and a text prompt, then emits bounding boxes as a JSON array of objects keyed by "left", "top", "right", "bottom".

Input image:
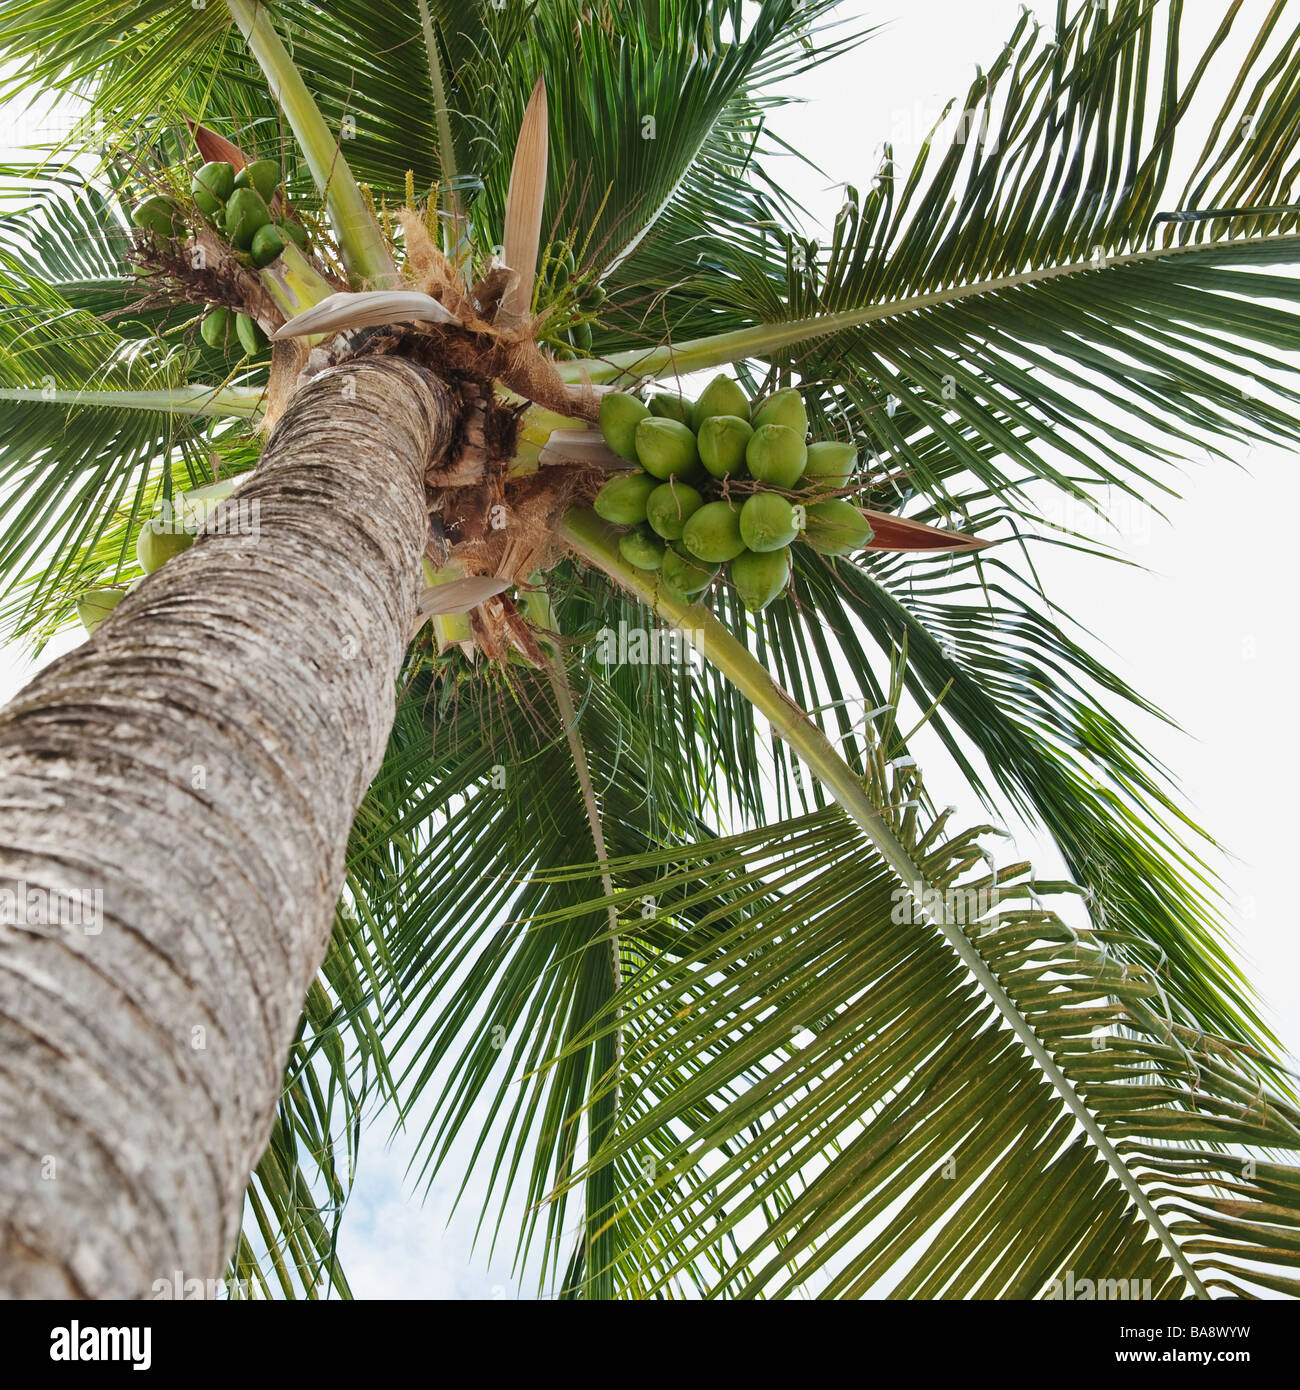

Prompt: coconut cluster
[
  {"left": 591, "top": 376, "right": 873, "bottom": 611},
  {"left": 131, "top": 158, "right": 312, "bottom": 357}
]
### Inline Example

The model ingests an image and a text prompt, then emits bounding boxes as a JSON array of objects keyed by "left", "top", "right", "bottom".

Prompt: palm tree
[{"left": 0, "top": 0, "right": 1298, "bottom": 1300}]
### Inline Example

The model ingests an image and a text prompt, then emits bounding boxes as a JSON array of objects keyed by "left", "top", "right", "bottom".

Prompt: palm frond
[{"left": 526, "top": 782, "right": 1300, "bottom": 1297}]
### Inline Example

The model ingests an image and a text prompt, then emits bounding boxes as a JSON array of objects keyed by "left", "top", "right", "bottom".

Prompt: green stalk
[
  {"left": 415, "top": 0, "right": 462, "bottom": 247},
  {"left": 0, "top": 384, "right": 265, "bottom": 418},
  {"left": 529, "top": 583, "right": 622, "bottom": 1301},
  {"left": 558, "top": 505, "right": 1211, "bottom": 1299},
  {"left": 258, "top": 242, "right": 339, "bottom": 327},
  {"left": 225, "top": 0, "right": 398, "bottom": 289},
  {"left": 559, "top": 233, "right": 1300, "bottom": 385}
]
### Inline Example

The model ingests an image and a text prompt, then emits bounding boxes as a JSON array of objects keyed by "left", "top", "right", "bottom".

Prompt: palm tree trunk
[{"left": 0, "top": 356, "right": 454, "bottom": 1296}]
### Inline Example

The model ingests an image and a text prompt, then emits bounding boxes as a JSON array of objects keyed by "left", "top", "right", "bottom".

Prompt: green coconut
[
  {"left": 224, "top": 187, "right": 271, "bottom": 249},
  {"left": 661, "top": 547, "right": 718, "bottom": 598},
  {"left": 751, "top": 387, "right": 808, "bottom": 437},
  {"left": 200, "top": 305, "right": 231, "bottom": 349},
  {"left": 235, "top": 313, "right": 268, "bottom": 356},
  {"left": 249, "top": 222, "right": 286, "bottom": 268},
  {"left": 635, "top": 417, "right": 699, "bottom": 480},
  {"left": 136, "top": 518, "right": 195, "bottom": 574},
  {"left": 599, "top": 391, "right": 650, "bottom": 463},
  {"left": 646, "top": 481, "right": 704, "bottom": 540},
  {"left": 804, "top": 499, "right": 875, "bottom": 556},
  {"left": 75, "top": 588, "right": 125, "bottom": 634},
  {"left": 619, "top": 525, "right": 668, "bottom": 571},
  {"left": 593, "top": 471, "right": 659, "bottom": 525},
  {"left": 692, "top": 375, "right": 750, "bottom": 430},
  {"left": 192, "top": 161, "right": 235, "bottom": 215},
  {"left": 131, "top": 195, "right": 184, "bottom": 239},
  {"left": 739, "top": 491, "right": 800, "bottom": 552},
  {"left": 681, "top": 499, "right": 746, "bottom": 564},
  {"left": 746, "top": 424, "right": 808, "bottom": 488},
  {"left": 648, "top": 393, "right": 692, "bottom": 424},
  {"left": 802, "top": 440, "right": 858, "bottom": 489},
  {"left": 697, "top": 414, "right": 753, "bottom": 479},
  {"left": 278, "top": 218, "right": 310, "bottom": 250},
  {"left": 233, "top": 159, "right": 281, "bottom": 203},
  {"left": 731, "top": 547, "right": 791, "bottom": 612}
]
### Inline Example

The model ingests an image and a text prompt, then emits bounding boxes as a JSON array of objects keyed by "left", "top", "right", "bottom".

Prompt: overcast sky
[{"left": 1, "top": 0, "right": 1296, "bottom": 1298}]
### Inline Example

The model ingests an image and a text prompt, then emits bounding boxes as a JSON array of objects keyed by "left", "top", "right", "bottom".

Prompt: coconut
[
  {"left": 691, "top": 375, "right": 750, "bottom": 430},
  {"left": 731, "top": 547, "right": 791, "bottom": 611},
  {"left": 648, "top": 393, "right": 691, "bottom": 424},
  {"left": 697, "top": 414, "right": 753, "bottom": 478},
  {"left": 682, "top": 499, "right": 746, "bottom": 563},
  {"left": 646, "top": 481, "right": 704, "bottom": 540},
  {"left": 751, "top": 387, "right": 808, "bottom": 437},
  {"left": 235, "top": 313, "right": 268, "bottom": 356},
  {"left": 250, "top": 223, "right": 286, "bottom": 267},
  {"left": 746, "top": 424, "right": 807, "bottom": 488},
  {"left": 619, "top": 525, "right": 667, "bottom": 571},
  {"left": 635, "top": 417, "right": 699, "bottom": 479},
  {"left": 200, "top": 305, "right": 231, "bottom": 349},
  {"left": 131, "top": 195, "right": 184, "bottom": 239},
  {"left": 136, "top": 518, "right": 195, "bottom": 574},
  {"left": 278, "top": 218, "right": 310, "bottom": 250},
  {"left": 740, "top": 492, "right": 799, "bottom": 552},
  {"left": 593, "top": 471, "right": 659, "bottom": 525},
  {"left": 804, "top": 499, "right": 875, "bottom": 555},
  {"left": 224, "top": 187, "right": 271, "bottom": 249},
  {"left": 599, "top": 391, "right": 650, "bottom": 463},
  {"left": 192, "top": 161, "right": 235, "bottom": 215},
  {"left": 662, "top": 547, "right": 718, "bottom": 598},
  {"left": 75, "top": 588, "right": 125, "bottom": 634},
  {"left": 233, "top": 159, "right": 281, "bottom": 203},
  {"left": 803, "top": 440, "right": 857, "bottom": 489}
]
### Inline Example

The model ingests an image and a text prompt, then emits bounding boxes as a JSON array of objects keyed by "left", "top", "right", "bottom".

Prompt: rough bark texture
[{"left": 0, "top": 357, "right": 453, "bottom": 1297}]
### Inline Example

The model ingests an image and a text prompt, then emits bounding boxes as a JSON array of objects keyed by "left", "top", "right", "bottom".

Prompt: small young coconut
[
  {"left": 235, "top": 313, "right": 269, "bottom": 356},
  {"left": 681, "top": 499, "right": 746, "bottom": 564},
  {"left": 249, "top": 223, "right": 286, "bottom": 268},
  {"left": 619, "top": 525, "right": 668, "bottom": 571},
  {"left": 224, "top": 187, "right": 271, "bottom": 249},
  {"left": 804, "top": 499, "right": 875, "bottom": 556},
  {"left": 277, "top": 218, "right": 310, "bottom": 250},
  {"left": 233, "top": 159, "right": 281, "bottom": 203},
  {"left": 200, "top": 305, "right": 231, "bottom": 349},
  {"left": 645, "top": 481, "right": 704, "bottom": 540},
  {"left": 75, "top": 588, "right": 125, "bottom": 634},
  {"left": 739, "top": 491, "right": 800, "bottom": 552},
  {"left": 802, "top": 440, "right": 858, "bottom": 489},
  {"left": 751, "top": 387, "right": 808, "bottom": 437},
  {"left": 599, "top": 391, "right": 650, "bottom": 463},
  {"left": 136, "top": 517, "right": 195, "bottom": 574},
  {"left": 662, "top": 547, "right": 718, "bottom": 598},
  {"left": 731, "top": 547, "right": 791, "bottom": 612},
  {"left": 593, "top": 471, "right": 659, "bottom": 526},
  {"left": 131, "top": 195, "right": 184, "bottom": 239},
  {"left": 697, "top": 414, "right": 753, "bottom": 479},
  {"left": 192, "top": 161, "right": 236, "bottom": 215},
  {"left": 635, "top": 417, "right": 699, "bottom": 480},
  {"left": 691, "top": 375, "right": 750, "bottom": 431},
  {"left": 746, "top": 424, "right": 807, "bottom": 489},
  {"left": 648, "top": 393, "right": 692, "bottom": 425}
]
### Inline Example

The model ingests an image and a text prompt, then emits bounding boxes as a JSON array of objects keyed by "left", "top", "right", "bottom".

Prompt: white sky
[{"left": 1, "top": 0, "right": 1296, "bottom": 1298}]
